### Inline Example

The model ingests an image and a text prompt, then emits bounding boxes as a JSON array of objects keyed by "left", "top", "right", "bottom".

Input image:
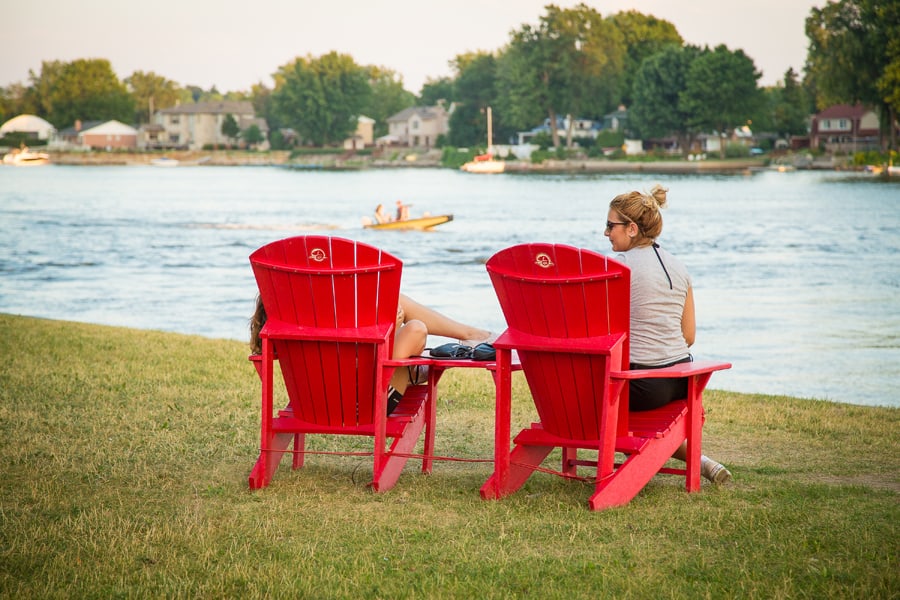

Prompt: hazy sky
[{"left": 6, "top": 0, "right": 825, "bottom": 94}]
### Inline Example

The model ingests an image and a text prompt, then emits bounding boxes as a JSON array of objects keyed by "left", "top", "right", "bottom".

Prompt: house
[
  {"left": 517, "top": 115, "right": 601, "bottom": 145},
  {"left": 79, "top": 120, "right": 138, "bottom": 150},
  {"left": 55, "top": 119, "right": 103, "bottom": 148},
  {"left": 385, "top": 105, "right": 449, "bottom": 148},
  {"left": 343, "top": 115, "right": 375, "bottom": 150},
  {"left": 810, "top": 104, "right": 879, "bottom": 152},
  {"left": 155, "top": 101, "right": 269, "bottom": 150}
]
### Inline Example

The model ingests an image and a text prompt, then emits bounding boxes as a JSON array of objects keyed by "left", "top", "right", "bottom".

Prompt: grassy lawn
[{"left": 1, "top": 313, "right": 897, "bottom": 599}]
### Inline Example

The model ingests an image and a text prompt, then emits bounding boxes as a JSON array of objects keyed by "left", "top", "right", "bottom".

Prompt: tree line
[{"left": 2, "top": 1, "right": 896, "bottom": 152}]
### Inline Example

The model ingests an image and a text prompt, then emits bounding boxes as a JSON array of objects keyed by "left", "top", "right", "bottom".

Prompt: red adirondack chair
[
  {"left": 247, "top": 235, "right": 434, "bottom": 492},
  {"left": 480, "top": 243, "right": 731, "bottom": 510}
]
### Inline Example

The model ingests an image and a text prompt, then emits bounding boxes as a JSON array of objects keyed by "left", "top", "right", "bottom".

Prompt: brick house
[
  {"left": 155, "top": 101, "right": 269, "bottom": 150},
  {"left": 385, "top": 105, "right": 449, "bottom": 148},
  {"left": 810, "top": 104, "right": 880, "bottom": 152},
  {"left": 79, "top": 120, "right": 138, "bottom": 149}
]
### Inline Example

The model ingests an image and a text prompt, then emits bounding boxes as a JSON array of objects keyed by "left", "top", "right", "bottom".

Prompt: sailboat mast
[{"left": 486, "top": 106, "right": 493, "bottom": 155}]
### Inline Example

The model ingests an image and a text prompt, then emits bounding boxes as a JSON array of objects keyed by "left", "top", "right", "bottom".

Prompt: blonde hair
[{"left": 609, "top": 184, "right": 668, "bottom": 241}]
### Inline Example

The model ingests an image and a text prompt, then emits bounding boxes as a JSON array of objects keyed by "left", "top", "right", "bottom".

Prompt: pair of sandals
[{"left": 428, "top": 342, "right": 496, "bottom": 361}]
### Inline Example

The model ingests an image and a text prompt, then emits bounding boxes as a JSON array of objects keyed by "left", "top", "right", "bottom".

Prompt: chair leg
[
  {"left": 480, "top": 444, "right": 554, "bottom": 499},
  {"left": 248, "top": 432, "right": 295, "bottom": 489},
  {"left": 370, "top": 408, "right": 427, "bottom": 493},
  {"left": 588, "top": 425, "right": 685, "bottom": 511}
]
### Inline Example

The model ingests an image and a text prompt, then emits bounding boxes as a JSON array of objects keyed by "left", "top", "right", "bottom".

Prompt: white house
[
  {"left": 155, "top": 101, "right": 268, "bottom": 150},
  {"left": 385, "top": 105, "right": 449, "bottom": 148}
]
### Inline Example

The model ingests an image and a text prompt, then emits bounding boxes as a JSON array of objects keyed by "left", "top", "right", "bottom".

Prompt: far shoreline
[{"left": 41, "top": 149, "right": 854, "bottom": 174}]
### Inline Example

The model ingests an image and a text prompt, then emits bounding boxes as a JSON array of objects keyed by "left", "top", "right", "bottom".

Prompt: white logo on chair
[
  {"left": 309, "top": 248, "right": 328, "bottom": 262},
  {"left": 534, "top": 253, "right": 555, "bottom": 268}
]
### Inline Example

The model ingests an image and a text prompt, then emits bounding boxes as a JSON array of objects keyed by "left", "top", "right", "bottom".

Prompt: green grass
[{"left": 1, "top": 313, "right": 897, "bottom": 599}]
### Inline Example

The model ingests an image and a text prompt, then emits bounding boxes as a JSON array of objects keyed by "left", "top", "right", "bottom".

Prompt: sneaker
[{"left": 701, "top": 458, "right": 732, "bottom": 484}]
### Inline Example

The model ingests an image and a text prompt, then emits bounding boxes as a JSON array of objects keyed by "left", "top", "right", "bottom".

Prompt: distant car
[{"left": 750, "top": 147, "right": 765, "bottom": 156}]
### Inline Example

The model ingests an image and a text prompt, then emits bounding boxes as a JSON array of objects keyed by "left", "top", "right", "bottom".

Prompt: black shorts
[{"left": 628, "top": 355, "right": 692, "bottom": 412}]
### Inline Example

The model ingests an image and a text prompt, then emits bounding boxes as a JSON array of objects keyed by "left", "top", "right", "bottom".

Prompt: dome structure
[{"left": 0, "top": 114, "right": 56, "bottom": 140}]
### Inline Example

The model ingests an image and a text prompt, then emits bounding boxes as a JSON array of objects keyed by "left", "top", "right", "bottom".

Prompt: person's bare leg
[
  {"left": 389, "top": 318, "right": 427, "bottom": 394},
  {"left": 399, "top": 294, "right": 492, "bottom": 344}
]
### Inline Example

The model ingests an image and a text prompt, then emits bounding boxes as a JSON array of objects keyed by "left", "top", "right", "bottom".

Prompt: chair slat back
[
  {"left": 250, "top": 236, "right": 402, "bottom": 427},
  {"left": 487, "top": 243, "right": 630, "bottom": 440}
]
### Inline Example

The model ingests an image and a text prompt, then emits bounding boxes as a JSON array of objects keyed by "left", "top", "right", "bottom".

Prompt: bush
[{"left": 725, "top": 143, "right": 750, "bottom": 158}]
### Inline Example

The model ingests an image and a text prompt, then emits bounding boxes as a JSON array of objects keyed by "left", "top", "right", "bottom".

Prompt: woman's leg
[
  {"left": 388, "top": 318, "right": 427, "bottom": 395},
  {"left": 399, "top": 294, "right": 492, "bottom": 344}
]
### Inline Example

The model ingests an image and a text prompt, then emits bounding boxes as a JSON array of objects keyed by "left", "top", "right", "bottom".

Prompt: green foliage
[
  {"left": 125, "top": 70, "right": 181, "bottom": 124},
  {"left": 440, "top": 146, "right": 477, "bottom": 169},
  {"left": 595, "top": 130, "right": 625, "bottom": 148},
  {"left": 724, "top": 143, "right": 751, "bottom": 158},
  {"left": 30, "top": 58, "right": 134, "bottom": 128},
  {"left": 681, "top": 45, "right": 764, "bottom": 158},
  {"left": 606, "top": 10, "right": 683, "bottom": 107},
  {"left": 221, "top": 113, "right": 241, "bottom": 140},
  {"left": 630, "top": 45, "right": 702, "bottom": 153},
  {"left": 242, "top": 124, "right": 265, "bottom": 146},
  {"left": 418, "top": 77, "right": 455, "bottom": 106},
  {"left": 271, "top": 52, "right": 371, "bottom": 146}
]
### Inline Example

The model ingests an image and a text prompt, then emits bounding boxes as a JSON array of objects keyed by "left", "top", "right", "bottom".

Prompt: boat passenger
[{"left": 374, "top": 203, "right": 391, "bottom": 224}]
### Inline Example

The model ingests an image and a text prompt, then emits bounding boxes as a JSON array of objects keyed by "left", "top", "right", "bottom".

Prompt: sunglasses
[{"left": 605, "top": 220, "right": 630, "bottom": 231}]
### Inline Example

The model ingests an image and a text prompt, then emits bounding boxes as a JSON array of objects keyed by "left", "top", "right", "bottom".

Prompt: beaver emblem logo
[
  {"left": 534, "top": 252, "right": 554, "bottom": 268},
  {"left": 309, "top": 248, "right": 328, "bottom": 262}
]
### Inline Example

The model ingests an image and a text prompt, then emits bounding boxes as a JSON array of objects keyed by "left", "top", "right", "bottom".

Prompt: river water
[{"left": 1, "top": 164, "right": 897, "bottom": 407}]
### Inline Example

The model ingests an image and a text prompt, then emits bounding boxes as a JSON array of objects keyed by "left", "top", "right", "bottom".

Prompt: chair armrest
[
  {"left": 611, "top": 360, "right": 731, "bottom": 380},
  {"left": 493, "top": 329, "right": 625, "bottom": 355},
  {"left": 261, "top": 319, "right": 393, "bottom": 344}
]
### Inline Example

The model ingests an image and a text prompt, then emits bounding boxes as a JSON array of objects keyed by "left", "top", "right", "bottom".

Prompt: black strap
[{"left": 652, "top": 243, "right": 673, "bottom": 290}]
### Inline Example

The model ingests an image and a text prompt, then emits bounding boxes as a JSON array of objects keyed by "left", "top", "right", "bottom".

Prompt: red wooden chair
[
  {"left": 247, "top": 235, "right": 434, "bottom": 492},
  {"left": 480, "top": 243, "right": 731, "bottom": 510}
]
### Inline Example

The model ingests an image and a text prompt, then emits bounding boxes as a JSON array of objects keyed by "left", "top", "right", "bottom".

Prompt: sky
[{"left": 5, "top": 0, "right": 826, "bottom": 95}]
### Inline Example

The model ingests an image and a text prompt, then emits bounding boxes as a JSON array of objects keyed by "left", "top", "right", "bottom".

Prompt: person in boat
[
  {"left": 395, "top": 200, "right": 411, "bottom": 222},
  {"left": 250, "top": 294, "right": 494, "bottom": 414},
  {"left": 604, "top": 184, "right": 732, "bottom": 484},
  {"left": 374, "top": 203, "right": 391, "bottom": 224}
]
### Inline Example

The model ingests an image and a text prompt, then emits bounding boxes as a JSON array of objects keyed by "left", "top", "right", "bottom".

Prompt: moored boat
[
  {"left": 460, "top": 106, "right": 505, "bottom": 174},
  {"left": 363, "top": 214, "right": 453, "bottom": 231},
  {"left": 150, "top": 156, "right": 179, "bottom": 167},
  {"left": 2, "top": 146, "right": 50, "bottom": 166}
]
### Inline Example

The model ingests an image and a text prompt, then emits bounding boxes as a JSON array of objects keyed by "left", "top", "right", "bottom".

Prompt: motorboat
[
  {"left": 363, "top": 214, "right": 453, "bottom": 231},
  {"left": 2, "top": 146, "right": 50, "bottom": 166},
  {"left": 150, "top": 156, "right": 179, "bottom": 167}
]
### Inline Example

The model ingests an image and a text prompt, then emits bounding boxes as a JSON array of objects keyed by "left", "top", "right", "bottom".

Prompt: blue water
[{"left": 1, "top": 164, "right": 898, "bottom": 406}]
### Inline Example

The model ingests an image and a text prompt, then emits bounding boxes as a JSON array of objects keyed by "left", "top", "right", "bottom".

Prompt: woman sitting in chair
[
  {"left": 605, "top": 184, "right": 732, "bottom": 484},
  {"left": 250, "top": 294, "right": 494, "bottom": 414}
]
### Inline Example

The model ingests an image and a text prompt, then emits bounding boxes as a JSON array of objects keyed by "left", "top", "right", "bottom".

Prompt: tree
[
  {"left": 805, "top": 0, "right": 900, "bottom": 148},
  {"left": 497, "top": 4, "right": 625, "bottom": 148},
  {"left": 243, "top": 123, "right": 265, "bottom": 148},
  {"left": 766, "top": 68, "right": 812, "bottom": 139},
  {"left": 606, "top": 10, "right": 683, "bottom": 107},
  {"left": 419, "top": 77, "right": 455, "bottom": 106},
  {"left": 447, "top": 52, "right": 503, "bottom": 147},
  {"left": 630, "top": 45, "right": 703, "bottom": 155},
  {"left": 270, "top": 52, "right": 371, "bottom": 146},
  {"left": 681, "top": 45, "right": 763, "bottom": 158},
  {"left": 363, "top": 66, "right": 415, "bottom": 138},
  {"left": 125, "top": 71, "right": 180, "bottom": 124},
  {"left": 221, "top": 113, "right": 241, "bottom": 143},
  {"left": 29, "top": 59, "right": 134, "bottom": 128}
]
